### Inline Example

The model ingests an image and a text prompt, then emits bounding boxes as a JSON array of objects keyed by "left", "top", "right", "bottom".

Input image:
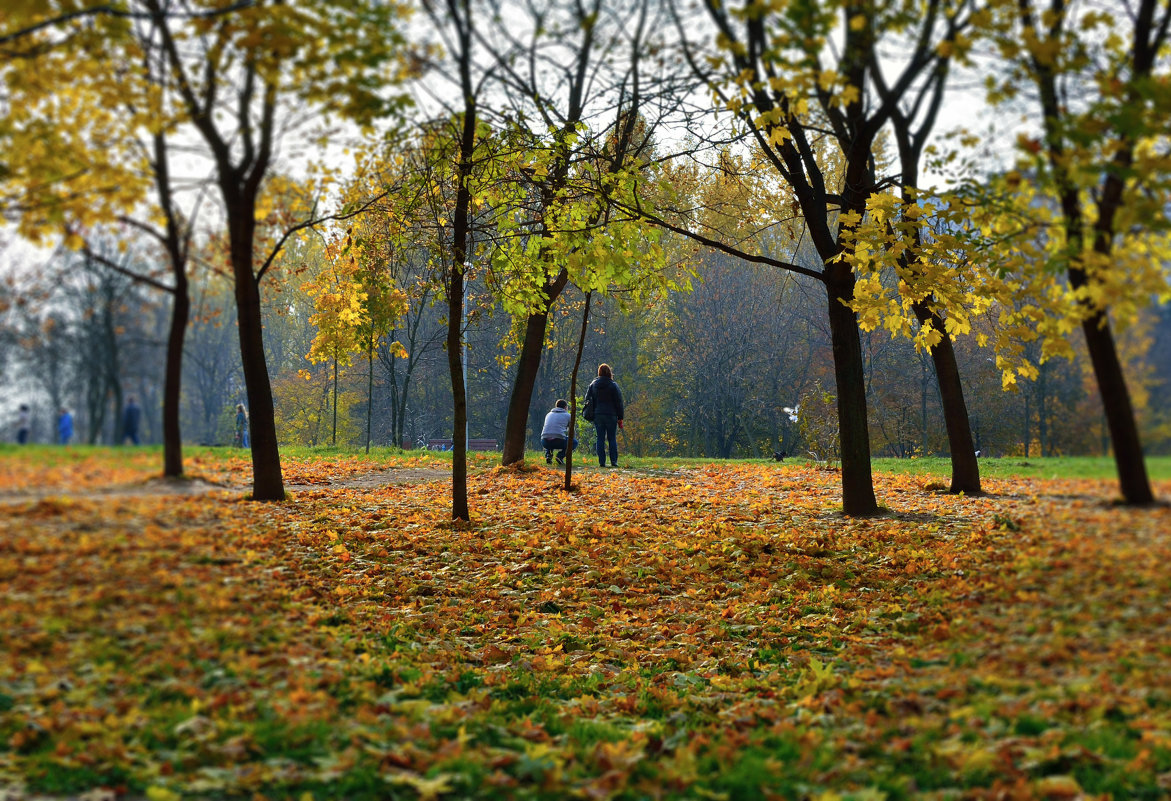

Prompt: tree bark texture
[
  {"left": 500, "top": 270, "right": 570, "bottom": 464},
  {"left": 564, "top": 292, "right": 592, "bottom": 491},
  {"left": 231, "top": 220, "right": 285, "bottom": 501},
  {"left": 824, "top": 268, "right": 878, "bottom": 515},
  {"left": 447, "top": 269, "right": 469, "bottom": 520},
  {"left": 1079, "top": 308, "right": 1154, "bottom": 504},
  {"left": 162, "top": 272, "right": 188, "bottom": 477}
]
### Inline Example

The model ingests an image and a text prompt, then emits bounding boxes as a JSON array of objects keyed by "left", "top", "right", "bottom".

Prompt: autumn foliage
[{"left": 1, "top": 451, "right": 1169, "bottom": 798}]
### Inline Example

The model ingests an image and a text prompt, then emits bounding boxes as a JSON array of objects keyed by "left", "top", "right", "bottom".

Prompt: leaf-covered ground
[{"left": 1, "top": 453, "right": 1169, "bottom": 800}]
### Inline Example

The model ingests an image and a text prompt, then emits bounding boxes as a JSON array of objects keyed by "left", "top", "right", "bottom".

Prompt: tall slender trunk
[
  {"left": 919, "top": 355, "right": 930, "bottom": 454},
  {"left": 1038, "top": 365, "right": 1049, "bottom": 456},
  {"left": 162, "top": 272, "right": 187, "bottom": 476},
  {"left": 447, "top": 103, "right": 477, "bottom": 520},
  {"left": 366, "top": 335, "right": 374, "bottom": 454},
  {"left": 332, "top": 354, "right": 338, "bottom": 446},
  {"left": 564, "top": 292, "right": 593, "bottom": 491},
  {"left": 153, "top": 125, "right": 188, "bottom": 478},
  {"left": 447, "top": 265, "right": 469, "bottom": 519},
  {"left": 1023, "top": 393, "right": 1031, "bottom": 458}
]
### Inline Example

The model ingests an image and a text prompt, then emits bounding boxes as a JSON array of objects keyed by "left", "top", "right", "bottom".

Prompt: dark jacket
[
  {"left": 585, "top": 376, "right": 624, "bottom": 420},
  {"left": 123, "top": 401, "right": 141, "bottom": 433}
]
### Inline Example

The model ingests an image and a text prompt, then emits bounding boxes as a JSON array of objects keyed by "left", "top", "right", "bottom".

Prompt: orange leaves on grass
[{"left": 1, "top": 456, "right": 1169, "bottom": 797}]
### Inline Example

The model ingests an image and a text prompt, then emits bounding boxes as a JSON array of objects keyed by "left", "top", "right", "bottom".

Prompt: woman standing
[
  {"left": 584, "top": 364, "right": 624, "bottom": 467},
  {"left": 234, "top": 404, "right": 249, "bottom": 447}
]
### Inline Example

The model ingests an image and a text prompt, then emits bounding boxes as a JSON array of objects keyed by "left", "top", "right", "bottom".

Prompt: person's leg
[
  {"left": 541, "top": 437, "right": 554, "bottom": 463},
  {"left": 607, "top": 421, "right": 619, "bottom": 466},
  {"left": 594, "top": 422, "right": 606, "bottom": 466}
]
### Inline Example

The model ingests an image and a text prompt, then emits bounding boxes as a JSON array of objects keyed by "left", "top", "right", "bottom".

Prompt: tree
[
  {"left": 1, "top": 3, "right": 193, "bottom": 472},
  {"left": 661, "top": 0, "right": 979, "bottom": 514},
  {"left": 987, "top": 0, "right": 1169, "bottom": 504},
  {"left": 138, "top": 0, "right": 408, "bottom": 500},
  {"left": 2, "top": 1, "right": 409, "bottom": 495},
  {"left": 415, "top": 0, "right": 485, "bottom": 520}
]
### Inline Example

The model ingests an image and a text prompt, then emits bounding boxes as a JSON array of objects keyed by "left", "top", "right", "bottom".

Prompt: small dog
[{"left": 772, "top": 450, "right": 787, "bottom": 462}]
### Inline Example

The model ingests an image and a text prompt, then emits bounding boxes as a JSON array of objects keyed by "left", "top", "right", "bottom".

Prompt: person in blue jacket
[
  {"left": 122, "top": 396, "right": 142, "bottom": 445},
  {"left": 57, "top": 407, "right": 73, "bottom": 445},
  {"left": 584, "top": 363, "right": 624, "bottom": 467}
]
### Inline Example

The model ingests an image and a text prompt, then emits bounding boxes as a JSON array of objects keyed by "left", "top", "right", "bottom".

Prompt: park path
[
  {"left": 0, "top": 460, "right": 688, "bottom": 507},
  {"left": 0, "top": 466, "right": 454, "bottom": 506}
]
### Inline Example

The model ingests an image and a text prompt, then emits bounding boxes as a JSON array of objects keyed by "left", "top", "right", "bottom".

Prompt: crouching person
[{"left": 540, "top": 399, "right": 577, "bottom": 465}]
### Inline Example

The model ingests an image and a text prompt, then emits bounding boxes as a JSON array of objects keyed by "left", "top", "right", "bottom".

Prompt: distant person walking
[
  {"left": 121, "top": 396, "right": 141, "bottom": 445},
  {"left": 540, "top": 399, "right": 577, "bottom": 465},
  {"left": 234, "top": 403, "right": 249, "bottom": 447},
  {"left": 16, "top": 404, "right": 30, "bottom": 444},
  {"left": 584, "top": 363, "right": 624, "bottom": 468},
  {"left": 57, "top": 407, "right": 73, "bottom": 445}
]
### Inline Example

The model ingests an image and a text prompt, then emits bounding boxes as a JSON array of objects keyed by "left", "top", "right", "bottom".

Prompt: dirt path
[
  {"left": 0, "top": 467, "right": 454, "bottom": 506},
  {"left": 0, "top": 462, "right": 696, "bottom": 507}
]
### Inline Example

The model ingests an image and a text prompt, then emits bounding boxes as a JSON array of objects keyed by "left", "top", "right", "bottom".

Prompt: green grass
[
  {"left": 180, "top": 446, "right": 1171, "bottom": 482},
  {"left": 870, "top": 454, "right": 1171, "bottom": 481},
  {"left": 568, "top": 451, "right": 1171, "bottom": 481},
  {"left": 7, "top": 442, "right": 1168, "bottom": 482}
]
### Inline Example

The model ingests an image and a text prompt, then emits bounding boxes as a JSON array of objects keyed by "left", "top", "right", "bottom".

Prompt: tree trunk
[
  {"left": 162, "top": 272, "right": 188, "bottom": 476},
  {"left": 501, "top": 270, "right": 571, "bottom": 465},
  {"left": 564, "top": 292, "right": 592, "bottom": 491},
  {"left": 447, "top": 267, "right": 469, "bottom": 520},
  {"left": 501, "top": 308, "right": 552, "bottom": 464},
  {"left": 233, "top": 256, "right": 284, "bottom": 501},
  {"left": 366, "top": 336, "right": 374, "bottom": 454},
  {"left": 447, "top": 96, "right": 477, "bottom": 520},
  {"left": 1080, "top": 309, "right": 1153, "bottom": 504},
  {"left": 825, "top": 270, "right": 878, "bottom": 515},
  {"left": 1023, "top": 393, "right": 1031, "bottom": 458},
  {"left": 911, "top": 301, "right": 981, "bottom": 494}
]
